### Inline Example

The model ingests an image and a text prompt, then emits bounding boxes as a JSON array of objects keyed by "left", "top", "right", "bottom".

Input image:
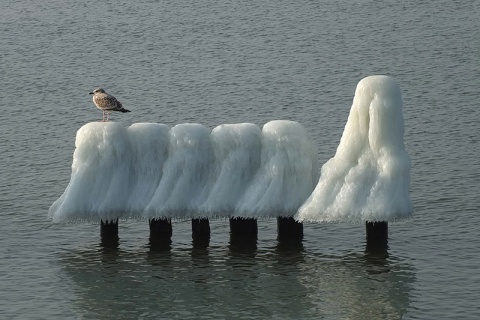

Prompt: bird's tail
[{"left": 119, "top": 108, "right": 131, "bottom": 113}]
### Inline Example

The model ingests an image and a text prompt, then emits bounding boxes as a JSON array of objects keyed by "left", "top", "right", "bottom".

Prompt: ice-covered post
[
  {"left": 295, "top": 75, "right": 413, "bottom": 245},
  {"left": 48, "top": 123, "right": 171, "bottom": 237},
  {"left": 232, "top": 120, "right": 317, "bottom": 238}
]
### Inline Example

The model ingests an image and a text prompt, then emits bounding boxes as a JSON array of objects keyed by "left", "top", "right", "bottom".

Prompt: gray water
[{"left": 1, "top": 0, "right": 479, "bottom": 319}]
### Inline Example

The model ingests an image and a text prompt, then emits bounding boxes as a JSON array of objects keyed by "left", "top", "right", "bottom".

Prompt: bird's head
[{"left": 89, "top": 88, "right": 105, "bottom": 95}]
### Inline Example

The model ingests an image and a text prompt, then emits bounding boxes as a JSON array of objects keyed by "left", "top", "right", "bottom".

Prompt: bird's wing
[{"left": 95, "top": 94, "right": 123, "bottom": 110}]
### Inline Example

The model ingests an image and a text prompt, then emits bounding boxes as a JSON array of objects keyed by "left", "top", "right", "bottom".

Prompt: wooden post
[
  {"left": 100, "top": 219, "right": 118, "bottom": 236},
  {"left": 277, "top": 217, "right": 303, "bottom": 240},
  {"left": 228, "top": 218, "right": 258, "bottom": 254},
  {"left": 192, "top": 218, "right": 210, "bottom": 236},
  {"left": 366, "top": 221, "right": 388, "bottom": 252},
  {"left": 148, "top": 218, "right": 172, "bottom": 250},
  {"left": 192, "top": 218, "right": 210, "bottom": 249},
  {"left": 100, "top": 219, "right": 119, "bottom": 248},
  {"left": 366, "top": 221, "right": 388, "bottom": 241},
  {"left": 229, "top": 217, "right": 258, "bottom": 235},
  {"left": 149, "top": 218, "right": 172, "bottom": 238}
]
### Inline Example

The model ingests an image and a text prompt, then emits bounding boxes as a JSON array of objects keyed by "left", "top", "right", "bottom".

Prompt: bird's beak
[{"left": 89, "top": 92, "right": 94, "bottom": 95}]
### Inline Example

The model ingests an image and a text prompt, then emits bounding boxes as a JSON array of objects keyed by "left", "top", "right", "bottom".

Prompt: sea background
[{"left": 1, "top": 0, "right": 479, "bottom": 319}]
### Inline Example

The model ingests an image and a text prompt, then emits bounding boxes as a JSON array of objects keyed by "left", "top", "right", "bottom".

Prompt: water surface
[{"left": 1, "top": 0, "right": 479, "bottom": 318}]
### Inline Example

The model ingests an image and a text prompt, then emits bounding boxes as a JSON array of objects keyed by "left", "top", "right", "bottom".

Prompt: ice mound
[
  {"left": 49, "top": 120, "right": 318, "bottom": 222},
  {"left": 236, "top": 120, "right": 319, "bottom": 217},
  {"left": 295, "top": 75, "right": 413, "bottom": 223}
]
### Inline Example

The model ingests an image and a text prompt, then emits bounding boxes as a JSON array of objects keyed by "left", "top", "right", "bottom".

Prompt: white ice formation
[
  {"left": 295, "top": 75, "right": 413, "bottom": 223},
  {"left": 49, "top": 120, "right": 318, "bottom": 222}
]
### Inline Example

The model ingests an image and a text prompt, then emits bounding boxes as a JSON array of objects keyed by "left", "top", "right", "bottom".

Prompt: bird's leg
[
  {"left": 102, "top": 110, "right": 106, "bottom": 122},
  {"left": 106, "top": 111, "right": 110, "bottom": 122}
]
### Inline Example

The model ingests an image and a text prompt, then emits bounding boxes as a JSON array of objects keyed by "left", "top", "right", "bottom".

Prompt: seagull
[{"left": 89, "top": 88, "right": 130, "bottom": 122}]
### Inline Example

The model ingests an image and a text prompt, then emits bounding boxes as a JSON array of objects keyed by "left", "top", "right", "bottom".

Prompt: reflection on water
[
  {"left": 100, "top": 234, "right": 119, "bottom": 251},
  {"left": 58, "top": 235, "right": 415, "bottom": 319},
  {"left": 148, "top": 236, "right": 172, "bottom": 253},
  {"left": 228, "top": 233, "right": 258, "bottom": 257},
  {"left": 191, "top": 234, "right": 210, "bottom": 251},
  {"left": 298, "top": 244, "right": 414, "bottom": 319},
  {"left": 366, "top": 239, "right": 389, "bottom": 256}
]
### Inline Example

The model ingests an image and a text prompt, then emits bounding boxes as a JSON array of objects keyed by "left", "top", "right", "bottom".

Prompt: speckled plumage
[{"left": 89, "top": 88, "right": 130, "bottom": 122}]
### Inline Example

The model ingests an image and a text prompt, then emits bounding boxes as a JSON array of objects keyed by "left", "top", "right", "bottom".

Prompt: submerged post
[
  {"left": 229, "top": 217, "right": 258, "bottom": 235},
  {"left": 148, "top": 218, "right": 173, "bottom": 250},
  {"left": 229, "top": 219, "right": 258, "bottom": 254},
  {"left": 100, "top": 219, "right": 118, "bottom": 236},
  {"left": 192, "top": 218, "right": 210, "bottom": 236},
  {"left": 192, "top": 219, "right": 210, "bottom": 249},
  {"left": 277, "top": 217, "right": 303, "bottom": 240},
  {"left": 100, "top": 219, "right": 119, "bottom": 248},
  {"left": 149, "top": 218, "right": 173, "bottom": 239},
  {"left": 366, "top": 221, "right": 388, "bottom": 242}
]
